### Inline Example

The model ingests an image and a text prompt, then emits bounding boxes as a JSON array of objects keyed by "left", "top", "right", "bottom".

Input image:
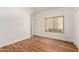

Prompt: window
[{"left": 45, "top": 16, "right": 64, "bottom": 34}]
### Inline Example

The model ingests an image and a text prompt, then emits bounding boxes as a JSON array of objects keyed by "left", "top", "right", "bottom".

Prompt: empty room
[{"left": 0, "top": 7, "right": 79, "bottom": 52}]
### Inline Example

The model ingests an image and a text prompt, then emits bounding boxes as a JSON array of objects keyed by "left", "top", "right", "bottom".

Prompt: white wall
[
  {"left": 73, "top": 8, "right": 79, "bottom": 49},
  {"left": 0, "top": 7, "right": 32, "bottom": 47},
  {"left": 34, "top": 8, "right": 74, "bottom": 42},
  {"left": 31, "top": 15, "right": 34, "bottom": 37}
]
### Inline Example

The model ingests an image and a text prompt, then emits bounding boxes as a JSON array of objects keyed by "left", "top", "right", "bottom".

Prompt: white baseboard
[{"left": 0, "top": 37, "right": 31, "bottom": 48}]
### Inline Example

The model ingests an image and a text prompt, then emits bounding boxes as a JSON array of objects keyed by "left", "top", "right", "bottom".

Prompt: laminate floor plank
[{"left": 0, "top": 36, "right": 77, "bottom": 52}]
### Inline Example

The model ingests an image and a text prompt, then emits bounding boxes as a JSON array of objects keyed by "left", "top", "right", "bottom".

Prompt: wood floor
[{"left": 0, "top": 36, "right": 78, "bottom": 52}]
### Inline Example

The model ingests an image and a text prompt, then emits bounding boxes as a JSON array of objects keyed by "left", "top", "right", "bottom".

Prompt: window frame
[{"left": 45, "top": 16, "right": 64, "bottom": 34}]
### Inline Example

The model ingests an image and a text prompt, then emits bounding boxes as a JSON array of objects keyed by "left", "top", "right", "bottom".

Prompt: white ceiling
[{"left": 33, "top": 7, "right": 59, "bottom": 12}]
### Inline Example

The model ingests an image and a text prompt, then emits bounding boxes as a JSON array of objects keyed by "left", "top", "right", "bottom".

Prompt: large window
[{"left": 45, "top": 16, "right": 64, "bottom": 34}]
